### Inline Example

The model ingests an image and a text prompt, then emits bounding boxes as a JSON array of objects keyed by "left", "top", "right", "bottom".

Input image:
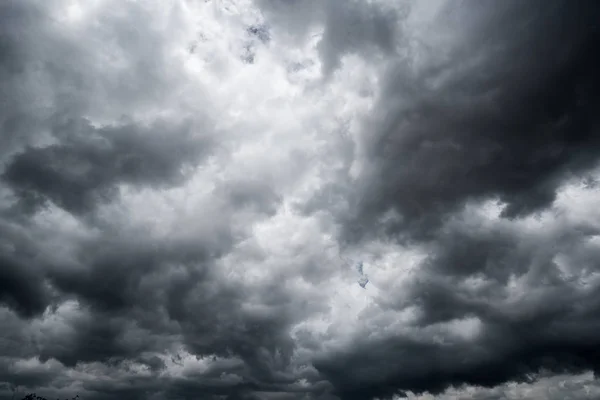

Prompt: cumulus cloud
[{"left": 1, "top": 0, "right": 600, "bottom": 399}]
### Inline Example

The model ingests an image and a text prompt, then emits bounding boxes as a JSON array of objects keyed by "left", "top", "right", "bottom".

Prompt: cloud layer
[{"left": 1, "top": 1, "right": 600, "bottom": 399}]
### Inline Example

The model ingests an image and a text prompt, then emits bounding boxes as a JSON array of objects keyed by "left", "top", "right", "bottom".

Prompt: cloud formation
[{"left": 1, "top": 1, "right": 600, "bottom": 399}]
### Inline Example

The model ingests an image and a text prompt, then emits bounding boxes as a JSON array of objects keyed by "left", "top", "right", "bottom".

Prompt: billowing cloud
[
  {"left": 4, "top": 117, "right": 211, "bottom": 215},
  {"left": 1, "top": 1, "right": 600, "bottom": 400}
]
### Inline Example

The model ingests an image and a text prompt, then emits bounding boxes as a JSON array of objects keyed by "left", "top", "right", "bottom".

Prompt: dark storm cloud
[
  {"left": 0, "top": 183, "right": 301, "bottom": 399},
  {"left": 3, "top": 0, "right": 600, "bottom": 399},
  {"left": 0, "top": 222, "right": 55, "bottom": 319},
  {"left": 3, "top": 215, "right": 302, "bottom": 396},
  {"left": 314, "top": 201, "right": 600, "bottom": 398},
  {"left": 342, "top": 0, "right": 600, "bottom": 243},
  {"left": 288, "top": 0, "right": 600, "bottom": 398},
  {"left": 0, "top": 212, "right": 312, "bottom": 399},
  {"left": 3, "top": 117, "right": 210, "bottom": 215},
  {"left": 0, "top": 253, "right": 49, "bottom": 319},
  {"left": 0, "top": 0, "right": 216, "bottom": 324},
  {"left": 0, "top": 1, "right": 310, "bottom": 399},
  {"left": 315, "top": 320, "right": 600, "bottom": 400},
  {"left": 316, "top": 273, "right": 600, "bottom": 400}
]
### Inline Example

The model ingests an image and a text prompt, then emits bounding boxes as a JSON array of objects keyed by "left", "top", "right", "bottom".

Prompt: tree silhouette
[{"left": 19, "top": 394, "right": 79, "bottom": 400}]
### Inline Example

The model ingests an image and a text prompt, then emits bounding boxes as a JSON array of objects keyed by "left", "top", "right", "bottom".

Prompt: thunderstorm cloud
[{"left": 1, "top": 1, "right": 600, "bottom": 399}]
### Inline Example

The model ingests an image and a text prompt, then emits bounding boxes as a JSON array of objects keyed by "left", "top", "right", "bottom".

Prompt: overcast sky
[{"left": 1, "top": 1, "right": 600, "bottom": 399}]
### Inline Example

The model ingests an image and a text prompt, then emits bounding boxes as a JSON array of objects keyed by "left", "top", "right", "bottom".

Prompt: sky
[{"left": 1, "top": 0, "right": 600, "bottom": 399}]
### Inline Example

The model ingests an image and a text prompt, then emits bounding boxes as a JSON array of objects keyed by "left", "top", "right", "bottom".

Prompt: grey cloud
[
  {"left": 399, "top": 372, "right": 600, "bottom": 400},
  {"left": 36, "top": 224, "right": 302, "bottom": 387},
  {"left": 247, "top": 25, "right": 271, "bottom": 44},
  {"left": 289, "top": 1, "right": 600, "bottom": 396},
  {"left": 256, "top": 0, "right": 404, "bottom": 75},
  {"left": 0, "top": 1, "right": 311, "bottom": 398},
  {"left": 0, "top": 221, "right": 56, "bottom": 319},
  {"left": 243, "top": 24, "right": 271, "bottom": 64},
  {"left": 3, "top": 0, "right": 600, "bottom": 399},
  {"left": 252, "top": 0, "right": 322, "bottom": 41},
  {"left": 3, "top": 117, "right": 211, "bottom": 215},
  {"left": 0, "top": 253, "right": 49, "bottom": 319},
  {"left": 340, "top": 0, "right": 600, "bottom": 244},
  {"left": 0, "top": 220, "right": 316, "bottom": 399},
  {"left": 315, "top": 318, "right": 600, "bottom": 400},
  {"left": 313, "top": 209, "right": 600, "bottom": 398},
  {"left": 215, "top": 178, "right": 282, "bottom": 216},
  {"left": 0, "top": 0, "right": 199, "bottom": 162},
  {"left": 0, "top": 359, "right": 63, "bottom": 395},
  {"left": 316, "top": 0, "right": 402, "bottom": 75},
  {"left": 0, "top": 166, "right": 310, "bottom": 399}
]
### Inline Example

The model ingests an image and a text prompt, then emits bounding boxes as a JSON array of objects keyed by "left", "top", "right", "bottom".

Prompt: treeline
[{"left": 19, "top": 394, "right": 79, "bottom": 400}]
